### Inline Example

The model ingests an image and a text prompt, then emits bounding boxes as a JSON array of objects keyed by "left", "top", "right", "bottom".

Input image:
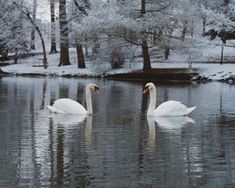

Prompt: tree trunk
[
  {"left": 202, "top": 17, "right": 206, "bottom": 36},
  {"left": 92, "top": 34, "right": 99, "bottom": 58},
  {"left": 181, "top": 20, "right": 187, "bottom": 42},
  {"left": 141, "top": 0, "right": 151, "bottom": 71},
  {"left": 59, "top": 0, "right": 70, "bottom": 66},
  {"left": 221, "top": 43, "right": 224, "bottom": 65},
  {"left": 73, "top": 0, "right": 86, "bottom": 68},
  {"left": 84, "top": 37, "right": 89, "bottom": 57},
  {"left": 201, "top": 1, "right": 207, "bottom": 36},
  {"left": 190, "top": 21, "right": 194, "bottom": 37},
  {"left": 30, "top": 0, "right": 37, "bottom": 50},
  {"left": 49, "top": 0, "right": 57, "bottom": 54},
  {"left": 31, "top": 29, "right": 36, "bottom": 50},
  {"left": 142, "top": 40, "right": 151, "bottom": 71},
  {"left": 14, "top": 48, "right": 19, "bottom": 64},
  {"left": 34, "top": 26, "right": 48, "bottom": 68},
  {"left": 165, "top": 47, "right": 170, "bottom": 59},
  {"left": 141, "top": 0, "right": 146, "bottom": 16},
  {"left": 76, "top": 44, "right": 85, "bottom": 68}
]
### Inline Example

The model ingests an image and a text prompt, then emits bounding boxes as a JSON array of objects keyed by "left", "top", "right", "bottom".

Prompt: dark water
[{"left": 0, "top": 77, "right": 235, "bottom": 188}]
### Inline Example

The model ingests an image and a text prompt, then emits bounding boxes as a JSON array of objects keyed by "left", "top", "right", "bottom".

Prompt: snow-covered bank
[
  {"left": 193, "top": 63, "right": 235, "bottom": 82},
  {"left": 1, "top": 45, "right": 235, "bottom": 82},
  {"left": 2, "top": 58, "right": 235, "bottom": 83}
]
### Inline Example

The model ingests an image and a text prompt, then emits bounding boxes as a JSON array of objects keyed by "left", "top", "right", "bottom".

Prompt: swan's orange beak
[{"left": 143, "top": 88, "right": 149, "bottom": 94}]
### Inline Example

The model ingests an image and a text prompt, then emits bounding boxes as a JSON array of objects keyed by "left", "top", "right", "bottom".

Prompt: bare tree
[
  {"left": 107, "top": 0, "right": 152, "bottom": 70},
  {"left": 49, "top": 0, "right": 58, "bottom": 54},
  {"left": 13, "top": 2, "right": 48, "bottom": 69},
  {"left": 59, "top": 0, "right": 70, "bottom": 66},
  {"left": 30, "top": 0, "right": 37, "bottom": 50}
]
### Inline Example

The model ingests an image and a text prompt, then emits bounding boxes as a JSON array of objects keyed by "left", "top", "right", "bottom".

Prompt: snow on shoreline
[
  {"left": 194, "top": 63, "right": 235, "bottom": 81},
  {"left": 2, "top": 59, "right": 235, "bottom": 82},
  {"left": 1, "top": 47, "right": 235, "bottom": 82}
]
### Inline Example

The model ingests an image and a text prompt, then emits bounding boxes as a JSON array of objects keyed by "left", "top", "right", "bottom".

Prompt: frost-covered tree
[
  {"left": 0, "top": 0, "right": 30, "bottom": 60},
  {"left": 68, "top": 0, "right": 88, "bottom": 68},
  {"left": 49, "top": 0, "right": 58, "bottom": 54},
  {"left": 13, "top": 1, "right": 48, "bottom": 68},
  {"left": 202, "top": 0, "right": 235, "bottom": 42},
  {"left": 74, "top": 0, "right": 199, "bottom": 70}
]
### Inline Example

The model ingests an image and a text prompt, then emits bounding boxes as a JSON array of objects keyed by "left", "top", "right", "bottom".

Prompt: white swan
[
  {"left": 47, "top": 83, "right": 100, "bottom": 115},
  {"left": 143, "top": 82, "right": 196, "bottom": 116}
]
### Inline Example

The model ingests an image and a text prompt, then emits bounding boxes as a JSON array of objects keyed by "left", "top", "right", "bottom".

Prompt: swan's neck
[
  {"left": 86, "top": 87, "right": 93, "bottom": 114},
  {"left": 147, "top": 87, "right": 156, "bottom": 115}
]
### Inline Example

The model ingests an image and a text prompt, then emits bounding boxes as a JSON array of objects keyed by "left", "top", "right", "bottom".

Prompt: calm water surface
[{"left": 0, "top": 77, "right": 235, "bottom": 188}]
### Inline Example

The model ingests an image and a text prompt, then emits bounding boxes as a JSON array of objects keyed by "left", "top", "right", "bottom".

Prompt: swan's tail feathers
[
  {"left": 186, "top": 106, "right": 196, "bottom": 115},
  {"left": 47, "top": 105, "right": 65, "bottom": 114}
]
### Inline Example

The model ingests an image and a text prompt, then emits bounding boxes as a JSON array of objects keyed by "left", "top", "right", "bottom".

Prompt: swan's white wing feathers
[
  {"left": 47, "top": 105, "right": 66, "bottom": 114},
  {"left": 52, "top": 98, "right": 87, "bottom": 114},
  {"left": 153, "top": 100, "right": 196, "bottom": 116}
]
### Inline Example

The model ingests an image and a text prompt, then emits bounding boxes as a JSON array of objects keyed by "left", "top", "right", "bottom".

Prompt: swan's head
[
  {"left": 87, "top": 83, "right": 100, "bottom": 94},
  {"left": 143, "top": 82, "right": 155, "bottom": 94}
]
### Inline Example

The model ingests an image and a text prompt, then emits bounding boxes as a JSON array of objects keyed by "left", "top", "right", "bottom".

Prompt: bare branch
[
  {"left": 13, "top": 2, "right": 48, "bottom": 69},
  {"left": 103, "top": 30, "right": 142, "bottom": 46},
  {"left": 145, "top": 2, "right": 171, "bottom": 13},
  {"left": 72, "top": 0, "right": 88, "bottom": 16}
]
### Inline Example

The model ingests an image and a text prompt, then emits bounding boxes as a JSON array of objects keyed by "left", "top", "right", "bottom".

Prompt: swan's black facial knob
[{"left": 94, "top": 86, "right": 100, "bottom": 94}]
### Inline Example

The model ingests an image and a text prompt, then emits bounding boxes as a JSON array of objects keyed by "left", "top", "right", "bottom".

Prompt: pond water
[{"left": 0, "top": 77, "right": 235, "bottom": 188}]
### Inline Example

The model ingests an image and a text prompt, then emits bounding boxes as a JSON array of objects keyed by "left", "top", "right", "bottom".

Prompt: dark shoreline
[
  {"left": 104, "top": 68, "right": 198, "bottom": 82},
  {"left": 1, "top": 67, "right": 234, "bottom": 84},
  {"left": 0, "top": 68, "right": 199, "bottom": 82}
]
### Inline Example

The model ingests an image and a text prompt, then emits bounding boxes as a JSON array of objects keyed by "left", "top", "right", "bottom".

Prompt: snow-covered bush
[
  {"left": 0, "top": 0, "right": 31, "bottom": 55},
  {"left": 110, "top": 48, "right": 124, "bottom": 69}
]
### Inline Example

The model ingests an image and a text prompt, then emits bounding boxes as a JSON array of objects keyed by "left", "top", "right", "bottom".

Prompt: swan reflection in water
[
  {"left": 146, "top": 116, "right": 195, "bottom": 150},
  {"left": 148, "top": 116, "right": 195, "bottom": 130},
  {"left": 47, "top": 114, "right": 94, "bottom": 186},
  {"left": 50, "top": 114, "right": 87, "bottom": 126},
  {"left": 50, "top": 114, "right": 94, "bottom": 149}
]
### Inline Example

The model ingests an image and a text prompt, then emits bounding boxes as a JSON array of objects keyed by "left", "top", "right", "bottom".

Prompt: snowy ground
[{"left": 1, "top": 39, "right": 235, "bottom": 82}]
